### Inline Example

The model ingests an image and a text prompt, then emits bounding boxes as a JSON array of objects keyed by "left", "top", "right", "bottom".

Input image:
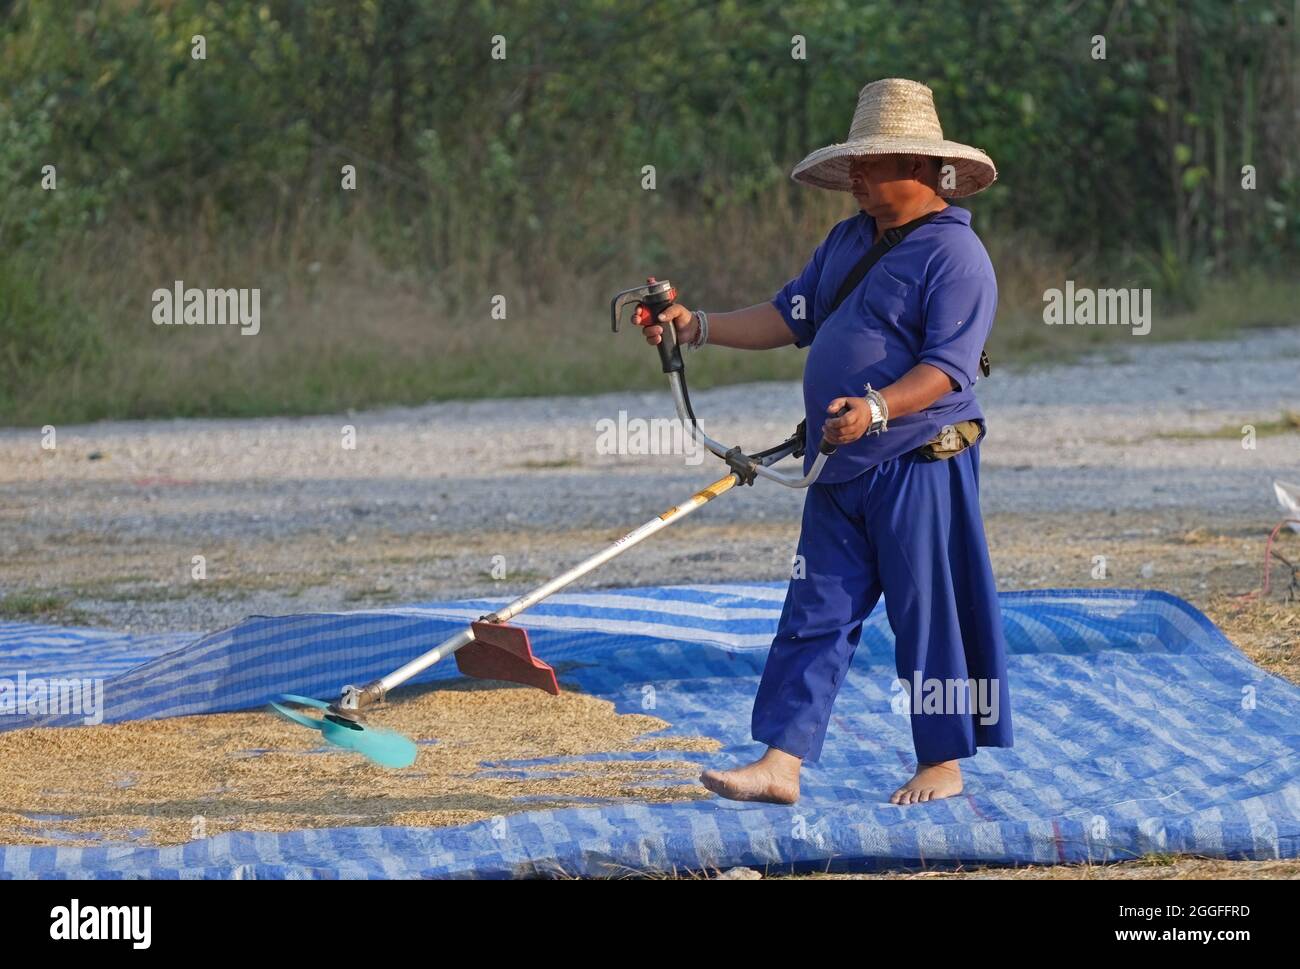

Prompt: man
[{"left": 638, "top": 78, "right": 1013, "bottom": 805}]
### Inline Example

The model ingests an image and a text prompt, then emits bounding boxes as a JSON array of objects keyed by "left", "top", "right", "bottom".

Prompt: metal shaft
[
  {"left": 370, "top": 471, "right": 740, "bottom": 699},
  {"left": 344, "top": 281, "right": 836, "bottom": 714}
]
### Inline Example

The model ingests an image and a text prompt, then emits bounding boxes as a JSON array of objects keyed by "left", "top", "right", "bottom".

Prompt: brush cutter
[{"left": 270, "top": 277, "right": 844, "bottom": 768}]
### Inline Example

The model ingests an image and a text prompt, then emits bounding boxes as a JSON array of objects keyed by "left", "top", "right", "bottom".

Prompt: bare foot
[
  {"left": 700, "top": 747, "right": 801, "bottom": 804},
  {"left": 890, "top": 760, "right": 963, "bottom": 805}
]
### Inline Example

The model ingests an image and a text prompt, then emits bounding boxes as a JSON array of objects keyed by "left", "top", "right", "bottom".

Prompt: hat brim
[{"left": 791, "top": 138, "right": 997, "bottom": 198}]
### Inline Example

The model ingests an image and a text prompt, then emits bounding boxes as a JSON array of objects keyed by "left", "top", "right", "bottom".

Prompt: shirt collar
[{"left": 857, "top": 204, "right": 969, "bottom": 245}]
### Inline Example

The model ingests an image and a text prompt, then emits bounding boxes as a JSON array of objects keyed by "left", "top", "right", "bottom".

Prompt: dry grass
[
  {"left": 10, "top": 189, "right": 1299, "bottom": 425},
  {"left": 781, "top": 857, "right": 1300, "bottom": 880},
  {"left": 1202, "top": 596, "right": 1300, "bottom": 684},
  {"left": 984, "top": 511, "right": 1300, "bottom": 681}
]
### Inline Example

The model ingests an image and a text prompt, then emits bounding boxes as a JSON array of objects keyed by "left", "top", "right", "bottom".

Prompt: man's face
[{"left": 847, "top": 154, "right": 920, "bottom": 218}]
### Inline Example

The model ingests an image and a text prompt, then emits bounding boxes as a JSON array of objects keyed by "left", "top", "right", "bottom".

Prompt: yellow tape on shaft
[{"left": 658, "top": 474, "right": 737, "bottom": 520}]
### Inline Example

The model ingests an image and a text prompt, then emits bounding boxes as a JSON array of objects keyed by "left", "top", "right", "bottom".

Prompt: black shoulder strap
[
  {"left": 828, "top": 209, "right": 942, "bottom": 317},
  {"left": 825, "top": 208, "right": 991, "bottom": 378}
]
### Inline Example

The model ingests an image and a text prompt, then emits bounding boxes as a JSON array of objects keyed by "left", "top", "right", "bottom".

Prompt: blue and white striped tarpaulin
[{"left": 1, "top": 585, "right": 1297, "bottom": 878}]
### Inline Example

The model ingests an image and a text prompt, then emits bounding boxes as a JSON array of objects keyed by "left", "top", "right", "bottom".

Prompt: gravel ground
[{"left": 1, "top": 325, "right": 1296, "bottom": 633}]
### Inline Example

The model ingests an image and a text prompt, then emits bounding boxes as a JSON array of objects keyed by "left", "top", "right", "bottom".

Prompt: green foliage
[
  {"left": 0, "top": 251, "right": 105, "bottom": 418},
  {"left": 0, "top": 0, "right": 1295, "bottom": 423},
  {"left": 2, "top": 0, "right": 1294, "bottom": 268},
  {"left": 2, "top": 0, "right": 1289, "bottom": 261}
]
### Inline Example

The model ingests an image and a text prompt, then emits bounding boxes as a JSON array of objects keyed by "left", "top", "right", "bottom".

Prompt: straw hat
[{"left": 791, "top": 78, "right": 997, "bottom": 198}]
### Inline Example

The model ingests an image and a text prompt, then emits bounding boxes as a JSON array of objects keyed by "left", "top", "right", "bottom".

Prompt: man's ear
[{"left": 911, "top": 154, "right": 938, "bottom": 182}]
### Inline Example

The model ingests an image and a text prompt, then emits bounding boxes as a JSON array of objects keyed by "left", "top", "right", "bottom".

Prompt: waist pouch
[{"left": 910, "top": 419, "right": 984, "bottom": 461}]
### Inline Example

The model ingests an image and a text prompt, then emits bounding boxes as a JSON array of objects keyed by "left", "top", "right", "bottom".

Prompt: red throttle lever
[{"left": 610, "top": 277, "right": 682, "bottom": 374}]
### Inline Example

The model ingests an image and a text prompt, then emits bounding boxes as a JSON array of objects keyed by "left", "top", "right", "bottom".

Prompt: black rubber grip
[
  {"left": 656, "top": 327, "right": 684, "bottom": 374},
  {"left": 819, "top": 403, "right": 851, "bottom": 455},
  {"left": 644, "top": 293, "right": 683, "bottom": 374}
]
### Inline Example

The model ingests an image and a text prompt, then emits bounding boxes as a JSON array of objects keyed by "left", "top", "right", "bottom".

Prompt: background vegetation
[{"left": 2, "top": 0, "right": 1297, "bottom": 424}]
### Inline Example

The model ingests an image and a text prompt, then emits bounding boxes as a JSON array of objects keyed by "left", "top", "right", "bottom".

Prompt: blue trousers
[{"left": 752, "top": 442, "right": 1013, "bottom": 764}]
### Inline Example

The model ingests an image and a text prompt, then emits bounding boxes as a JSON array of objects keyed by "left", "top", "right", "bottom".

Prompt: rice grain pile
[{"left": 0, "top": 679, "right": 720, "bottom": 846}]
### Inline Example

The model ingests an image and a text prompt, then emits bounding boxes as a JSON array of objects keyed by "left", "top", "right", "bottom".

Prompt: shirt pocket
[{"left": 860, "top": 265, "right": 914, "bottom": 324}]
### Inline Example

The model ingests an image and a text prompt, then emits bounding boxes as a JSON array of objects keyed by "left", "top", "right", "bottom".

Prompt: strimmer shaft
[{"left": 341, "top": 471, "right": 742, "bottom": 711}]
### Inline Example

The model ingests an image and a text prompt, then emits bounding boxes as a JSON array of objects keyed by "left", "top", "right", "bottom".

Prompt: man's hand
[
  {"left": 635, "top": 303, "right": 698, "bottom": 347},
  {"left": 822, "top": 397, "right": 872, "bottom": 446},
  {"left": 821, "top": 364, "right": 957, "bottom": 448}
]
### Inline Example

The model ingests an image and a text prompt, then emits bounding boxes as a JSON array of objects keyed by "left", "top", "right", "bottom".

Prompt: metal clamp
[{"left": 722, "top": 445, "right": 758, "bottom": 486}]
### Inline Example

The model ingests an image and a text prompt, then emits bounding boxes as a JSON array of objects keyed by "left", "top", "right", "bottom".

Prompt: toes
[
  {"left": 892, "top": 785, "right": 918, "bottom": 805},
  {"left": 700, "top": 766, "right": 798, "bottom": 804},
  {"left": 890, "top": 767, "right": 965, "bottom": 805},
  {"left": 699, "top": 770, "right": 730, "bottom": 795}
]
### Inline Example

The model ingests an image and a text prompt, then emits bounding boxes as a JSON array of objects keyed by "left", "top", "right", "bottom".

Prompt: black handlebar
[
  {"left": 611, "top": 276, "right": 850, "bottom": 479},
  {"left": 819, "top": 404, "right": 851, "bottom": 456}
]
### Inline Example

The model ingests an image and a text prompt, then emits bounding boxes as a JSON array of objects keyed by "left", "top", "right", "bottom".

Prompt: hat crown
[{"left": 847, "top": 78, "right": 944, "bottom": 143}]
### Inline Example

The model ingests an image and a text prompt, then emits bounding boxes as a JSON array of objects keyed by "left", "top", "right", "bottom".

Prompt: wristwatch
[{"left": 863, "top": 384, "right": 889, "bottom": 436}]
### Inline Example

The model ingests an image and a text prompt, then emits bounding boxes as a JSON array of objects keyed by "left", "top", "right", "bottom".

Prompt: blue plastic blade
[
  {"left": 269, "top": 698, "right": 327, "bottom": 733},
  {"left": 269, "top": 694, "right": 418, "bottom": 768},
  {"left": 322, "top": 719, "right": 419, "bottom": 768}
]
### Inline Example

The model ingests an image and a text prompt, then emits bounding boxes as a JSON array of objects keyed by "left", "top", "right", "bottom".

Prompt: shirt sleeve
[
  {"left": 919, "top": 271, "right": 997, "bottom": 391},
  {"left": 771, "top": 237, "right": 831, "bottom": 349}
]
